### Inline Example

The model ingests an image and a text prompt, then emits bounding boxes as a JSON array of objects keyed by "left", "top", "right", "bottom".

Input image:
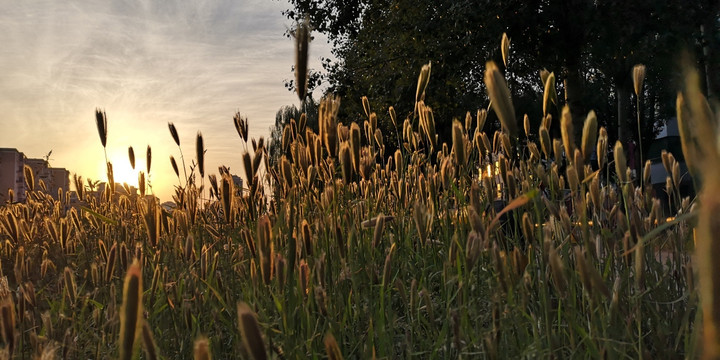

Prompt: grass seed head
[
  {"left": 243, "top": 152, "right": 253, "bottom": 188},
  {"left": 95, "top": 108, "right": 108, "bottom": 148},
  {"left": 415, "top": 62, "right": 432, "bottom": 106},
  {"left": 635, "top": 238, "right": 646, "bottom": 290},
  {"left": 362, "top": 96, "right": 370, "bottom": 118},
  {"left": 485, "top": 61, "right": 517, "bottom": 137},
  {"left": 119, "top": 261, "right": 142, "bottom": 360},
  {"left": 477, "top": 109, "right": 488, "bottom": 133},
  {"left": 128, "top": 147, "right": 135, "bottom": 169},
  {"left": 257, "top": 215, "right": 274, "bottom": 285},
  {"left": 324, "top": 332, "right": 344, "bottom": 360},
  {"left": 339, "top": 142, "right": 353, "bottom": 185},
  {"left": 194, "top": 336, "right": 211, "bottom": 360},
  {"left": 539, "top": 125, "right": 551, "bottom": 159},
  {"left": 320, "top": 96, "right": 340, "bottom": 157},
  {"left": 168, "top": 122, "right": 180, "bottom": 146},
  {"left": 501, "top": 33, "right": 510, "bottom": 67},
  {"left": 294, "top": 18, "right": 310, "bottom": 101},
  {"left": 540, "top": 69, "right": 550, "bottom": 86},
  {"left": 452, "top": 120, "right": 466, "bottom": 168},
  {"left": 139, "top": 172, "right": 146, "bottom": 198},
  {"left": 237, "top": 302, "right": 267, "bottom": 360},
  {"left": 633, "top": 64, "right": 646, "bottom": 97},
  {"left": 388, "top": 106, "right": 397, "bottom": 128},
  {"left": 146, "top": 145, "right": 152, "bottom": 174},
  {"left": 372, "top": 214, "right": 385, "bottom": 248},
  {"left": 222, "top": 175, "right": 233, "bottom": 225},
  {"left": 643, "top": 160, "right": 651, "bottom": 186},
  {"left": 614, "top": 141, "right": 627, "bottom": 184},
  {"left": 234, "top": 112, "right": 249, "bottom": 142},
  {"left": 521, "top": 212, "right": 534, "bottom": 244},
  {"left": 170, "top": 156, "right": 179, "bottom": 178},
  {"left": 561, "top": 105, "right": 574, "bottom": 163},
  {"left": 543, "top": 72, "right": 557, "bottom": 116},
  {"left": 581, "top": 110, "right": 597, "bottom": 163},
  {"left": 597, "top": 127, "right": 608, "bottom": 169},
  {"left": 63, "top": 267, "right": 76, "bottom": 305},
  {"left": 465, "top": 231, "right": 482, "bottom": 269},
  {"left": 465, "top": 111, "right": 473, "bottom": 133},
  {"left": 350, "top": 122, "right": 361, "bottom": 173},
  {"left": 196, "top": 132, "right": 204, "bottom": 178},
  {"left": 141, "top": 320, "right": 158, "bottom": 360},
  {"left": 573, "top": 149, "right": 584, "bottom": 179},
  {"left": 106, "top": 243, "right": 117, "bottom": 283},
  {"left": 661, "top": 150, "right": 672, "bottom": 174}
]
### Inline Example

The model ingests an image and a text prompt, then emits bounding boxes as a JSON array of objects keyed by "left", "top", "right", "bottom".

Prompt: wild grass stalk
[{"left": 0, "top": 36, "right": 707, "bottom": 359}]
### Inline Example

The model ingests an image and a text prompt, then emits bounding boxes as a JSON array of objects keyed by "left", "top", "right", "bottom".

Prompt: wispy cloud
[{"left": 0, "top": 0, "right": 331, "bottom": 200}]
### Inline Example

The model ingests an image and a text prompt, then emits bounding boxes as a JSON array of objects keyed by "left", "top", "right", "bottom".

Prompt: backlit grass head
[
  {"left": 237, "top": 302, "right": 267, "bottom": 360},
  {"left": 119, "top": 261, "right": 142, "bottom": 360},
  {"left": 485, "top": 61, "right": 517, "bottom": 138}
]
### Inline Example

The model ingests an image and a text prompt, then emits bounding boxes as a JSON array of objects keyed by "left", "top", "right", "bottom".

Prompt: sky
[{"left": 0, "top": 0, "right": 332, "bottom": 201}]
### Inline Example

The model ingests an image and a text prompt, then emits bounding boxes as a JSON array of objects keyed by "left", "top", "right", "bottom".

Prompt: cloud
[{"left": 0, "top": 0, "right": 332, "bottom": 200}]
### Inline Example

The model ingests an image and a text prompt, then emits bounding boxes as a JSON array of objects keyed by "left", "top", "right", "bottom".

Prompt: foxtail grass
[
  {"left": 237, "top": 302, "right": 267, "bottom": 360},
  {"left": 194, "top": 337, "right": 211, "bottom": 360},
  {"left": 146, "top": 145, "right": 152, "bottom": 175},
  {"left": 484, "top": 61, "right": 517, "bottom": 138},
  {"left": 614, "top": 141, "right": 627, "bottom": 184},
  {"left": 294, "top": 17, "right": 310, "bottom": 100},
  {"left": 501, "top": 33, "right": 510, "bottom": 67},
  {"left": 542, "top": 72, "right": 557, "bottom": 117},
  {"left": 581, "top": 110, "right": 597, "bottom": 163},
  {"left": 196, "top": 132, "right": 205, "bottom": 179},
  {"left": 119, "top": 261, "right": 142, "bottom": 360},
  {"left": 141, "top": 320, "right": 158, "bottom": 360},
  {"left": 128, "top": 147, "right": 135, "bottom": 169},
  {"left": 324, "top": 332, "right": 344, "bottom": 360}
]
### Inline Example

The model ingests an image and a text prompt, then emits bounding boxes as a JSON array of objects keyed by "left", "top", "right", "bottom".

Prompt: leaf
[
  {"left": 80, "top": 206, "right": 118, "bottom": 226},
  {"left": 487, "top": 189, "right": 539, "bottom": 236},
  {"left": 622, "top": 211, "right": 697, "bottom": 256}
]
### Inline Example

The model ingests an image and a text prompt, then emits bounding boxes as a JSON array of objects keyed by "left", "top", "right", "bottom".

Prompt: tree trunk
[
  {"left": 617, "top": 84, "right": 631, "bottom": 148},
  {"left": 702, "top": 23, "right": 718, "bottom": 101},
  {"left": 564, "top": 67, "right": 585, "bottom": 146}
]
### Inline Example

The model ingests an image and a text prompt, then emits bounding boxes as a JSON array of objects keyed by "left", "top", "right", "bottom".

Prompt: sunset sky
[{"left": 0, "top": 0, "right": 331, "bottom": 201}]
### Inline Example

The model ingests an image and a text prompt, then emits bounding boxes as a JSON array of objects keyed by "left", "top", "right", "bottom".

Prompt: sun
[
  {"left": 111, "top": 159, "right": 139, "bottom": 187},
  {"left": 97, "top": 150, "right": 140, "bottom": 188}
]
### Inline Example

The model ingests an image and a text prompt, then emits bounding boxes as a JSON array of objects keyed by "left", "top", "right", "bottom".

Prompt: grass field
[{"left": 1, "top": 43, "right": 718, "bottom": 359}]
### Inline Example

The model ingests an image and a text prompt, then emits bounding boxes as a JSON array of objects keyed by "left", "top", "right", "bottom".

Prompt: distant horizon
[{"left": 0, "top": 0, "right": 332, "bottom": 201}]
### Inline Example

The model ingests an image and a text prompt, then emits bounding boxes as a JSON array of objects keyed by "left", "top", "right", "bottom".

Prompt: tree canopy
[{"left": 283, "top": 0, "right": 718, "bottom": 160}]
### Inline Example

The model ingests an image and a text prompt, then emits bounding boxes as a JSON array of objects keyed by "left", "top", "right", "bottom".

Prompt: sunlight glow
[{"left": 100, "top": 149, "right": 141, "bottom": 188}]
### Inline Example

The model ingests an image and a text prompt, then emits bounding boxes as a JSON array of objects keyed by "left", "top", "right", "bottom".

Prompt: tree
[
  {"left": 268, "top": 97, "right": 319, "bottom": 167},
  {"left": 587, "top": 0, "right": 699, "bottom": 167},
  {"left": 285, "top": 0, "right": 710, "bottom": 155},
  {"left": 286, "top": 0, "right": 507, "bottom": 148}
]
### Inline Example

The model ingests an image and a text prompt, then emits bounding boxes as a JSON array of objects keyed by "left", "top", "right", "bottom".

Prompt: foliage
[
  {"left": 285, "top": 0, "right": 718, "bottom": 160},
  {"left": 268, "top": 97, "right": 319, "bottom": 167}
]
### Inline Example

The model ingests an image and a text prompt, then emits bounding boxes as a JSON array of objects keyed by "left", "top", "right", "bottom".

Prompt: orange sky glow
[{"left": 0, "top": 0, "right": 331, "bottom": 201}]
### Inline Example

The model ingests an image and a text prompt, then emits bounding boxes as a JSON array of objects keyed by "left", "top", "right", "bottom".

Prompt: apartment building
[
  {"left": 0, "top": 148, "right": 70, "bottom": 204},
  {"left": 0, "top": 148, "right": 26, "bottom": 203}
]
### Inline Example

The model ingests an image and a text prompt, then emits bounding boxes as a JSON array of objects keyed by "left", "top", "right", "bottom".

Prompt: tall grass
[{"left": 0, "top": 35, "right": 711, "bottom": 359}]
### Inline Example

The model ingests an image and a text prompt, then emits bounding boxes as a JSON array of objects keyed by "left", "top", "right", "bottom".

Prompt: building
[
  {"left": 231, "top": 174, "right": 244, "bottom": 193},
  {"left": 49, "top": 167, "right": 70, "bottom": 198},
  {"left": 0, "top": 148, "right": 26, "bottom": 203},
  {"left": 648, "top": 117, "right": 694, "bottom": 215},
  {"left": 0, "top": 148, "right": 70, "bottom": 204},
  {"left": 25, "top": 158, "right": 52, "bottom": 191}
]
